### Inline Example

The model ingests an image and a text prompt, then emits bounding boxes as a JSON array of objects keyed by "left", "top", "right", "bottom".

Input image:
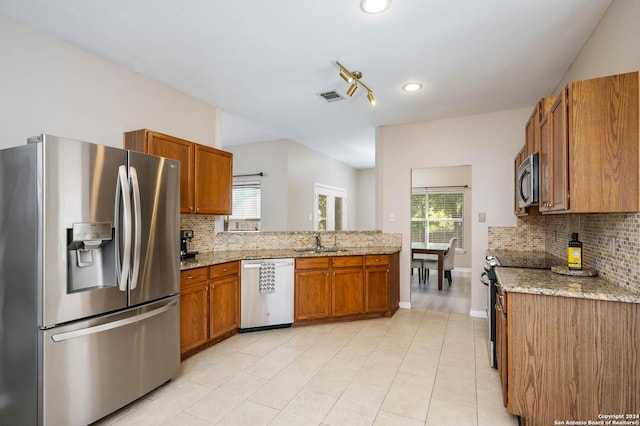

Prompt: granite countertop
[
  {"left": 180, "top": 246, "right": 401, "bottom": 270},
  {"left": 495, "top": 267, "right": 640, "bottom": 304}
]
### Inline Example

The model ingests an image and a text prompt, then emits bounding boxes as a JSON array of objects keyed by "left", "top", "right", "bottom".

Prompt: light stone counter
[
  {"left": 180, "top": 246, "right": 402, "bottom": 271},
  {"left": 496, "top": 267, "right": 640, "bottom": 304}
]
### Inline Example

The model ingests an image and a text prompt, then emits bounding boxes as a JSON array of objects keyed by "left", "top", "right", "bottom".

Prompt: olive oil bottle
[{"left": 568, "top": 233, "right": 583, "bottom": 270}]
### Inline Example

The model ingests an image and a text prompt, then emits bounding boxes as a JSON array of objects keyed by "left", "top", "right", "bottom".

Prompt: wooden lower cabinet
[
  {"left": 294, "top": 253, "right": 399, "bottom": 325},
  {"left": 364, "top": 255, "right": 390, "bottom": 313},
  {"left": 180, "top": 261, "right": 240, "bottom": 359},
  {"left": 505, "top": 292, "right": 640, "bottom": 425}
]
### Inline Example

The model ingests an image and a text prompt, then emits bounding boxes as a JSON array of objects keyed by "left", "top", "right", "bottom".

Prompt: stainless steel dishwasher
[{"left": 240, "top": 258, "right": 295, "bottom": 331}]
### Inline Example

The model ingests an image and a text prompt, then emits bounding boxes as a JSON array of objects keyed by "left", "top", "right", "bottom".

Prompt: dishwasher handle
[{"left": 243, "top": 261, "right": 294, "bottom": 269}]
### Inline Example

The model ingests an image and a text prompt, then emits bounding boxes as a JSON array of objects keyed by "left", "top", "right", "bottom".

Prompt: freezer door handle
[
  {"left": 129, "top": 166, "right": 142, "bottom": 290},
  {"left": 51, "top": 300, "right": 178, "bottom": 342},
  {"left": 115, "top": 165, "right": 132, "bottom": 291}
]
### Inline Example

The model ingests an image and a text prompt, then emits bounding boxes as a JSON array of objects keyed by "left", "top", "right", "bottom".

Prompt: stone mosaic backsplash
[
  {"left": 180, "top": 214, "right": 402, "bottom": 254},
  {"left": 489, "top": 213, "right": 640, "bottom": 293}
]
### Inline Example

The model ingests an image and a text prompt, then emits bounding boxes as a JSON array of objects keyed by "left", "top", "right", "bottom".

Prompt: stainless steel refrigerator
[{"left": 0, "top": 134, "right": 181, "bottom": 425}]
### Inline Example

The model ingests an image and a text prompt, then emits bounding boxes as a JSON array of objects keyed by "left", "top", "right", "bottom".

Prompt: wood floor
[{"left": 410, "top": 269, "right": 472, "bottom": 314}]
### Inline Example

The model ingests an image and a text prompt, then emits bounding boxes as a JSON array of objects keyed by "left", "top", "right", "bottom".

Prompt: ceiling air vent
[{"left": 319, "top": 91, "right": 344, "bottom": 102}]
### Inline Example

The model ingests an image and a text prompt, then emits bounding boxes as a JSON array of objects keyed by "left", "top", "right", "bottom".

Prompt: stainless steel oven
[
  {"left": 481, "top": 255, "right": 500, "bottom": 368},
  {"left": 517, "top": 152, "right": 539, "bottom": 208}
]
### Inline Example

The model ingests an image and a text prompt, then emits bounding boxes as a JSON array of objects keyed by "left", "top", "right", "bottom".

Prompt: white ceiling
[{"left": 0, "top": 0, "right": 612, "bottom": 168}]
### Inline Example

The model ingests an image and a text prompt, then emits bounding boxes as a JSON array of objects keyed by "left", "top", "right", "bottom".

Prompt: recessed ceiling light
[
  {"left": 402, "top": 82, "right": 423, "bottom": 92},
  {"left": 360, "top": 0, "right": 391, "bottom": 14}
]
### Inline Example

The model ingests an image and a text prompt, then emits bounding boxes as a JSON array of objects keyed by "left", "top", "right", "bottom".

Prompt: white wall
[
  {"left": 356, "top": 168, "right": 376, "bottom": 231},
  {"left": 225, "top": 140, "right": 289, "bottom": 231},
  {"left": 0, "top": 16, "right": 220, "bottom": 151},
  {"left": 376, "top": 108, "right": 530, "bottom": 313},
  {"left": 553, "top": 0, "right": 640, "bottom": 92},
  {"left": 227, "top": 139, "right": 359, "bottom": 231}
]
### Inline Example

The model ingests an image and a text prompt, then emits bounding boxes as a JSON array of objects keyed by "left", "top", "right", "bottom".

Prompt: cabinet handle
[
  {"left": 186, "top": 275, "right": 195, "bottom": 279},
  {"left": 495, "top": 303, "right": 501, "bottom": 312},
  {"left": 223, "top": 268, "right": 228, "bottom": 272},
  {"left": 189, "top": 206, "right": 193, "bottom": 212}
]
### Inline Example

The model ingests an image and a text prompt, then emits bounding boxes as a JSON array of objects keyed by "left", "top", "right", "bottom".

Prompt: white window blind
[
  {"left": 411, "top": 190, "right": 464, "bottom": 248},
  {"left": 228, "top": 181, "right": 261, "bottom": 232}
]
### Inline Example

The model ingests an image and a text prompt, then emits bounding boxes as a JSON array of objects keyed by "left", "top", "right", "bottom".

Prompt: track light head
[
  {"left": 346, "top": 83, "right": 358, "bottom": 97},
  {"left": 339, "top": 68, "right": 353, "bottom": 83},
  {"left": 367, "top": 91, "right": 376, "bottom": 105}
]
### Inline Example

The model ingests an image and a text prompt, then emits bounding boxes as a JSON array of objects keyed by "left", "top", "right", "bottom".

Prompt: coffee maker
[{"left": 180, "top": 229, "right": 198, "bottom": 259}]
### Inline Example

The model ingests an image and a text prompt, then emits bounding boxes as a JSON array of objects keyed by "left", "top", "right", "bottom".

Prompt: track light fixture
[{"left": 336, "top": 61, "right": 376, "bottom": 106}]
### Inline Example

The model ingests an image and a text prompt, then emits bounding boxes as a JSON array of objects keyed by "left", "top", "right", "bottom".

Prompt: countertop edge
[
  {"left": 495, "top": 266, "right": 640, "bottom": 304},
  {"left": 180, "top": 246, "right": 402, "bottom": 271}
]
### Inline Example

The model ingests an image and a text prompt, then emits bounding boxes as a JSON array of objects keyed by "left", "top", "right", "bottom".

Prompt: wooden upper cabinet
[
  {"left": 541, "top": 72, "right": 639, "bottom": 214},
  {"left": 124, "top": 129, "right": 233, "bottom": 215},
  {"left": 194, "top": 144, "right": 233, "bottom": 214}
]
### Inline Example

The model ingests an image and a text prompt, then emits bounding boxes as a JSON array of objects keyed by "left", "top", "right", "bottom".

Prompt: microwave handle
[{"left": 519, "top": 168, "right": 530, "bottom": 203}]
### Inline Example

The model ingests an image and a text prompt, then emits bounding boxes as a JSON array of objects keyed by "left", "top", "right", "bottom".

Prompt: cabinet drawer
[
  {"left": 365, "top": 254, "right": 389, "bottom": 267},
  {"left": 296, "top": 256, "right": 330, "bottom": 270},
  {"left": 210, "top": 261, "right": 239, "bottom": 279},
  {"left": 331, "top": 255, "right": 363, "bottom": 268},
  {"left": 180, "top": 267, "right": 208, "bottom": 289}
]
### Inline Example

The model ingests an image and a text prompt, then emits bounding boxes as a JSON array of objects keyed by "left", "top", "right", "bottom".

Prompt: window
[
  {"left": 411, "top": 190, "right": 464, "bottom": 248},
  {"left": 227, "top": 181, "right": 261, "bottom": 231},
  {"left": 314, "top": 184, "right": 347, "bottom": 231}
]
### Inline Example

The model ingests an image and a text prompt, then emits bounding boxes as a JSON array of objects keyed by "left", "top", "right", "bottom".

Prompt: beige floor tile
[
  {"left": 239, "top": 329, "right": 295, "bottom": 357},
  {"left": 189, "top": 352, "right": 259, "bottom": 389},
  {"left": 439, "top": 339, "right": 476, "bottom": 370},
  {"left": 270, "top": 389, "right": 337, "bottom": 426},
  {"left": 183, "top": 388, "right": 246, "bottom": 424},
  {"left": 380, "top": 371, "right": 433, "bottom": 421},
  {"left": 425, "top": 398, "right": 477, "bottom": 426},
  {"left": 291, "top": 345, "right": 341, "bottom": 371},
  {"left": 305, "top": 357, "right": 361, "bottom": 398},
  {"left": 216, "top": 400, "right": 279, "bottom": 426},
  {"left": 475, "top": 358, "right": 502, "bottom": 393},
  {"left": 242, "top": 345, "right": 303, "bottom": 380},
  {"left": 323, "top": 380, "right": 388, "bottom": 426},
  {"left": 399, "top": 345, "right": 440, "bottom": 379},
  {"left": 354, "top": 351, "right": 403, "bottom": 388},
  {"left": 375, "top": 332, "right": 414, "bottom": 356},
  {"left": 248, "top": 365, "right": 317, "bottom": 409},
  {"left": 412, "top": 327, "right": 445, "bottom": 351},
  {"left": 217, "top": 372, "right": 269, "bottom": 399},
  {"left": 373, "top": 410, "right": 426, "bottom": 426},
  {"left": 431, "top": 365, "right": 477, "bottom": 408},
  {"left": 476, "top": 388, "right": 518, "bottom": 426},
  {"left": 160, "top": 412, "right": 213, "bottom": 425}
]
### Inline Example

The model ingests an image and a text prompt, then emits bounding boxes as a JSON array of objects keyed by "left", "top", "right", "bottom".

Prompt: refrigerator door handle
[
  {"left": 115, "top": 165, "right": 132, "bottom": 291},
  {"left": 129, "top": 166, "right": 142, "bottom": 290},
  {"left": 50, "top": 300, "right": 178, "bottom": 342}
]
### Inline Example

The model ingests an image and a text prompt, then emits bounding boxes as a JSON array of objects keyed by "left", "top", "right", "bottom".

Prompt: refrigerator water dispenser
[{"left": 67, "top": 222, "right": 115, "bottom": 292}]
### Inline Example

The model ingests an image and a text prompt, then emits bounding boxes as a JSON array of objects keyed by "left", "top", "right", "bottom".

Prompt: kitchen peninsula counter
[
  {"left": 496, "top": 266, "right": 640, "bottom": 304},
  {"left": 180, "top": 246, "right": 402, "bottom": 270}
]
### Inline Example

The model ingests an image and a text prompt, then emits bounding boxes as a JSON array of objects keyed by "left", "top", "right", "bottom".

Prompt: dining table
[{"left": 411, "top": 242, "right": 449, "bottom": 290}]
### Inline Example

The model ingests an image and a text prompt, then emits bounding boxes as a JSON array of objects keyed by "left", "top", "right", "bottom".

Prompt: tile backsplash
[
  {"left": 489, "top": 213, "right": 640, "bottom": 293},
  {"left": 180, "top": 215, "right": 402, "bottom": 253}
]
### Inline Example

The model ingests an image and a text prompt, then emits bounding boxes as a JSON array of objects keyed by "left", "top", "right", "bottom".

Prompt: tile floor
[{"left": 94, "top": 273, "right": 518, "bottom": 426}]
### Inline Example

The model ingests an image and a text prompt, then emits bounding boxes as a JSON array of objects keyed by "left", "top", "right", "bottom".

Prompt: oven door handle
[{"left": 480, "top": 271, "right": 490, "bottom": 286}]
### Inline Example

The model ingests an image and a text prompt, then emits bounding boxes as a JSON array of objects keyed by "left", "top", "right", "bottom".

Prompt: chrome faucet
[{"left": 313, "top": 233, "right": 324, "bottom": 251}]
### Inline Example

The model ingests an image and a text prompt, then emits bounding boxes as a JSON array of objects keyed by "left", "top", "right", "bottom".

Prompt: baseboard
[
  {"left": 469, "top": 309, "right": 487, "bottom": 319},
  {"left": 399, "top": 301, "right": 411, "bottom": 310}
]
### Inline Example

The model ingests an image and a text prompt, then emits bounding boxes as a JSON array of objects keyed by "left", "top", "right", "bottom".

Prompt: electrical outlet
[{"left": 478, "top": 212, "right": 486, "bottom": 223}]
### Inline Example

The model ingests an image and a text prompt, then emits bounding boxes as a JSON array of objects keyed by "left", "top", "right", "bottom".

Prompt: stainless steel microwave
[{"left": 517, "top": 152, "right": 539, "bottom": 208}]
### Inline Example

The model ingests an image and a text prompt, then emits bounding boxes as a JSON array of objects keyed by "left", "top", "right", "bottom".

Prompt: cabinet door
[
  {"left": 331, "top": 268, "right": 364, "bottom": 317},
  {"left": 549, "top": 92, "right": 569, "bottom": 212},
  {"left": 364, "top": 267, "right": 389, "bottom": 313},
  {"left": 180, "top": 281, "right": 209, "bottom": 354},
  {"left": 496, "top": 291, "right": 508, "bottom": 408},
  {"left": 295, "top": 269, "right": 330, "bottom": 321},
  {"left": 194, "top": 144, "right": 233, "bottom": 214},
  {"left": 538, "top": 115, "right": 552, "bottom": 212},
  {"left": 210, "top": 275, "right": 239, "bottom": 338},
  {"left": 148, "top": 133, "right": 194, "bottom": 214}
]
